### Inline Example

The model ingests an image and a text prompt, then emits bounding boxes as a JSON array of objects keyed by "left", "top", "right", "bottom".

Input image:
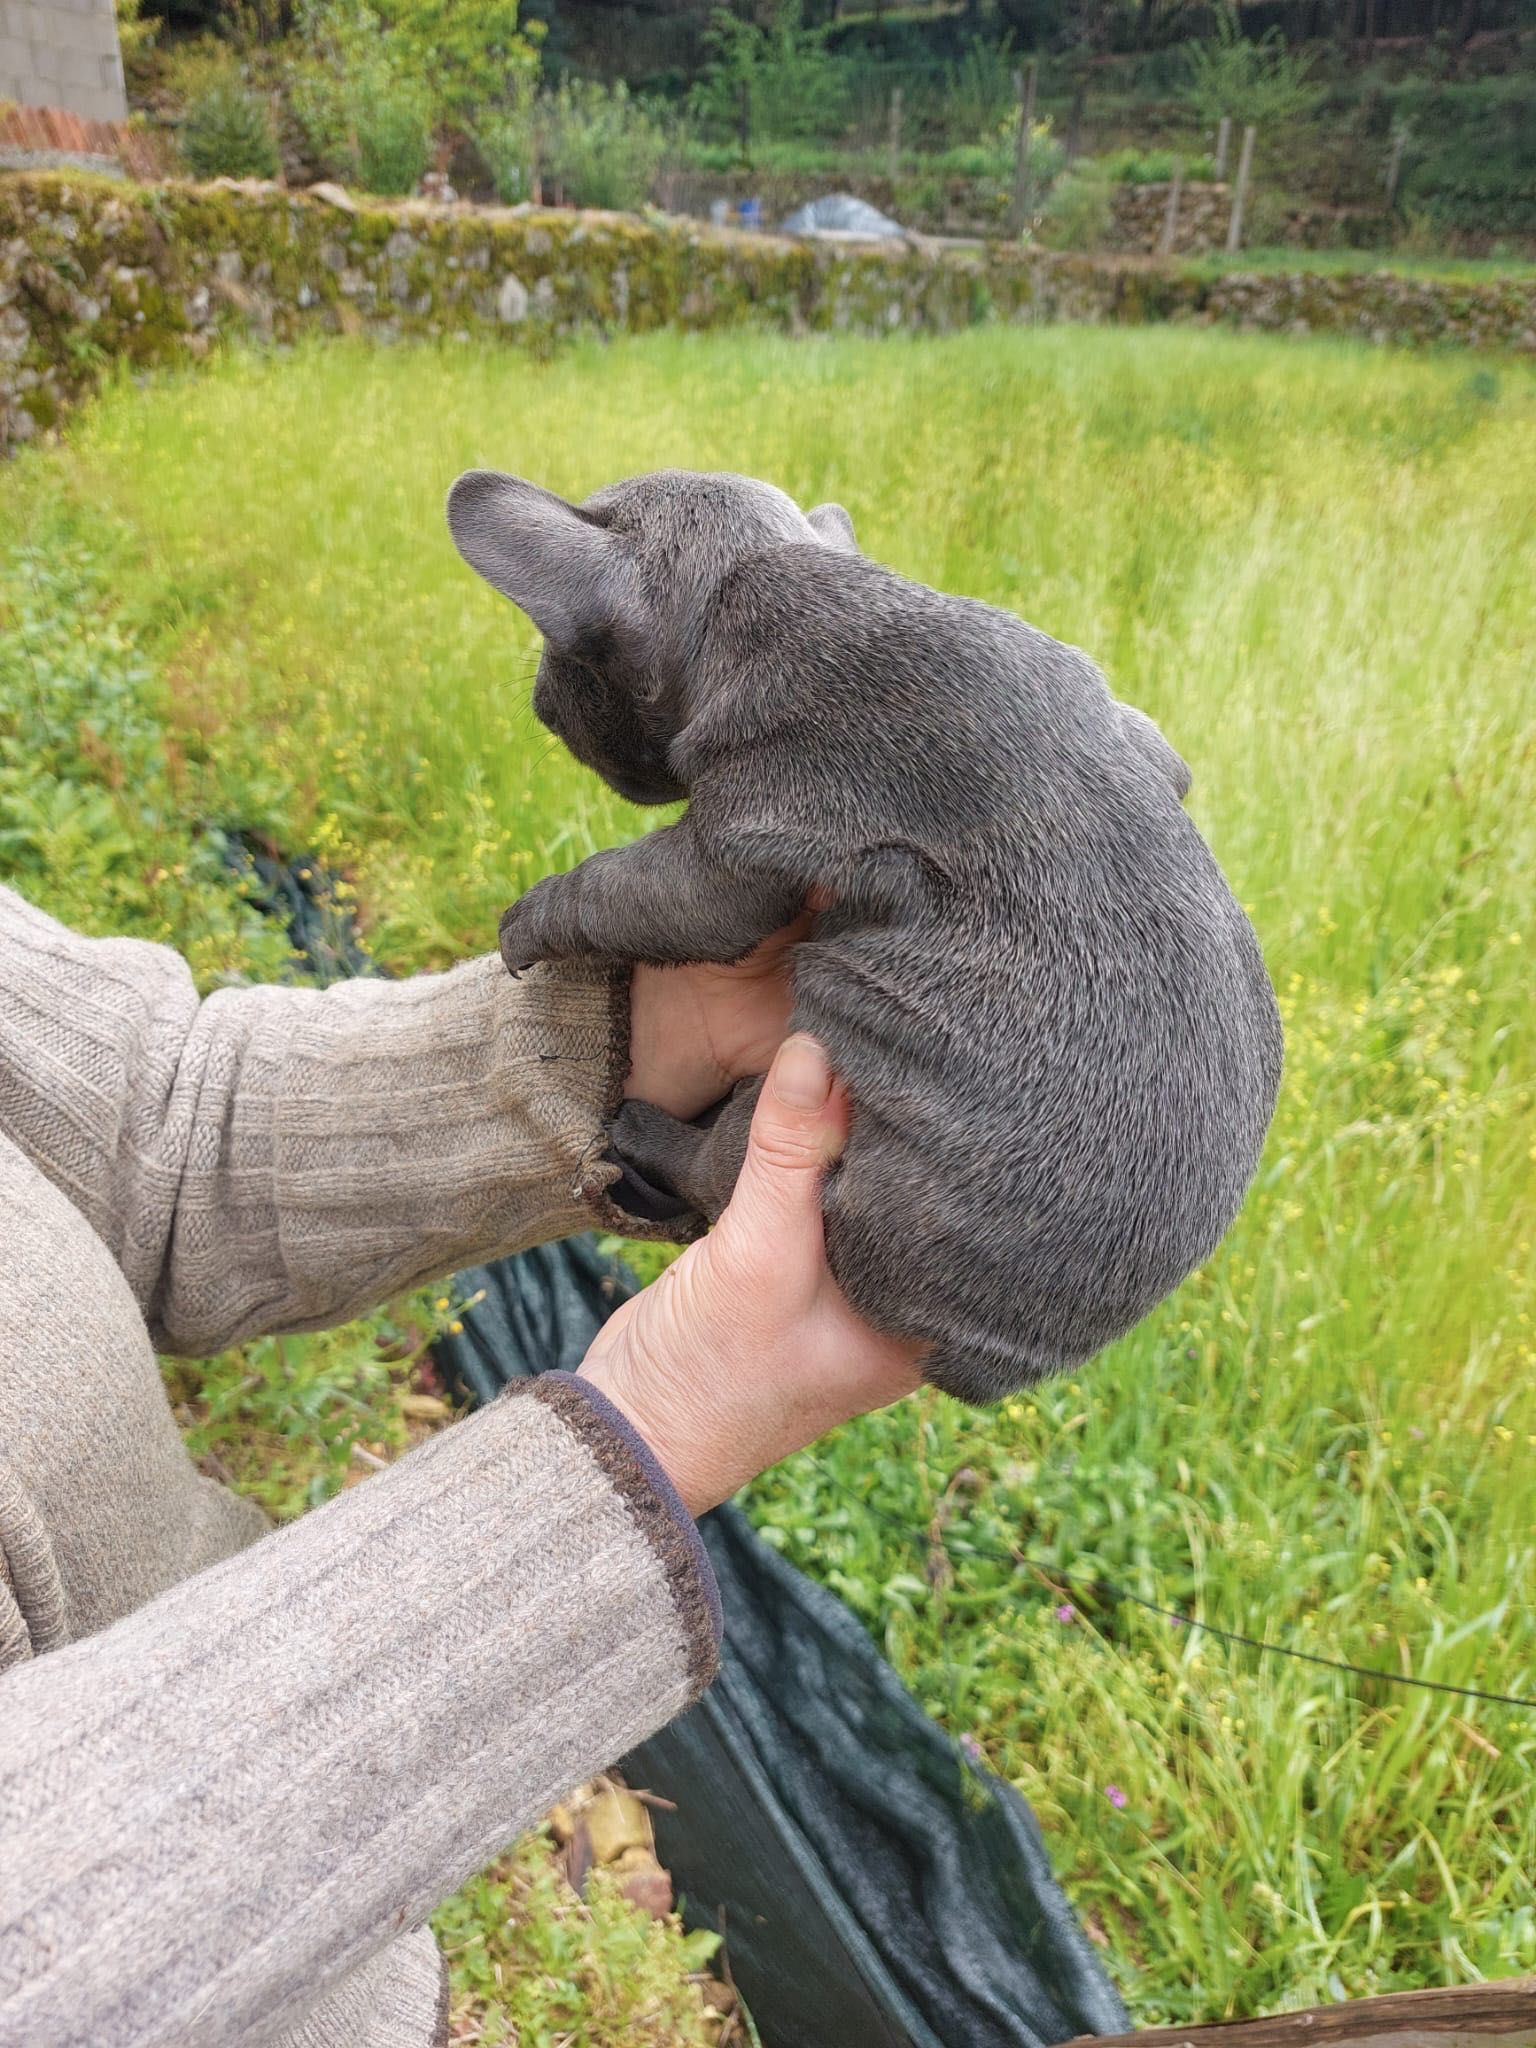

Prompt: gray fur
[{"left": 447, "top": 466, "right": 1283, "bottom": 1404}]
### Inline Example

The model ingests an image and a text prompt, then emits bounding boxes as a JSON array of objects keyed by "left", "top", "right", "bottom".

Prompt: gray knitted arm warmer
[
  {"left": 0, "top": 1370, "right": 721, "bottom": 2048},
  {"left": 0, "top": 886, "right": 633, "bottom": 1354}
]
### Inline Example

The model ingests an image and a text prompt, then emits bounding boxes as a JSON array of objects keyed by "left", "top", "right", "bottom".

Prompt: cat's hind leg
[{"left": 609, "top": 1077, "right": 759, "bottom": 1226}]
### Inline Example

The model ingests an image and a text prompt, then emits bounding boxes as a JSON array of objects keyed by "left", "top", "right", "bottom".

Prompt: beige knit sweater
[{"left": 0, "top": 885, "right": 721, "bottom": 2048}]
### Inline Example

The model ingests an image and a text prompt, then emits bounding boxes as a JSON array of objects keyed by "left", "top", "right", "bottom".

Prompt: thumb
[{"left": 726, "top": 1034, "right": 847, "bottom": 1232}]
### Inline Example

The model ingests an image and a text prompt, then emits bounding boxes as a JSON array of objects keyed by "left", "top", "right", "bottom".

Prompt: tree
[
  {"left": 1181, "top": 2, "right": 1324, "bottom": 129},
  {"left": 689, "top": 4, "right": 848, "bottom": 150}
]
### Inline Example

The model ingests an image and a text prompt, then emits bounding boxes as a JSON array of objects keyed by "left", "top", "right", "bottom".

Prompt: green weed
[{"left": 433, "top": 1828, "right": 725, "bottom": 2046}]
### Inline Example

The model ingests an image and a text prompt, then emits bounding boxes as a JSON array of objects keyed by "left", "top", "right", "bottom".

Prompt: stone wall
[
  {"left": 1099, "top": 181, "right": 1384, "bottom": 257},
  {"left": 660, "top": 169, "right": 1380, "bottom": 252},
  {"left": 0, "top": 0, "right": 127, "bottom": 127},
  {"left": 3, "top": 173, "right": 1533, "bottom": 456}
]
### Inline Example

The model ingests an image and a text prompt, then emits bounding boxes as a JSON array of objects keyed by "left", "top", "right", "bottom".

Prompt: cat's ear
[
  {"left": 807, "top": 501, "right": 858, "bottom": 552},
  {"left": 447, "top": 470, "right": 650, "bottom": 651}
]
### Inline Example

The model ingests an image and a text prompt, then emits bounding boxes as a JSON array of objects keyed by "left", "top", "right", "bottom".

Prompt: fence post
[
  {"left": 1225, "top": 122, "right": 1256, "bottom": 252},
  {"left": 1215, "top": 114, "right": 1231, "bottom": 178},
  {"left": 1384, "top": 122, "right": 1407, "bottom": 207},
  {"left": 887, "top": 85, "right": 902, "bottom": 186},
  {"left": 1065, "top": 66, "right": 1087, "bottom": 162},
  {"left": 1157, "top": 158, "right": 1185, "bottom": 256},
  {"left": 1007, "top": 59, "right": 1039, "bottom": 235}
]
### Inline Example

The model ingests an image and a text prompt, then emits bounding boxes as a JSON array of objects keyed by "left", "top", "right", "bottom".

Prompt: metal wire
[{"left": 810, "top": 1461, "right": 1536, "bottom": 1713}]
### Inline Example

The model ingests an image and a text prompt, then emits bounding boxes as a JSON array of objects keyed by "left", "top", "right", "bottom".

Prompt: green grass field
[{"left": 4, "top": 325, "right": 1534, "bottom": 2030}]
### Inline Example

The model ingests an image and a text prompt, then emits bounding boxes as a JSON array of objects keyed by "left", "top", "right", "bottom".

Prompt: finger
[
  {"left": 728, "top": 909, "right": 814, "bottom": 972},
  {"left": 725, "top": 1034, "right": 847, "bottom": 1230}
]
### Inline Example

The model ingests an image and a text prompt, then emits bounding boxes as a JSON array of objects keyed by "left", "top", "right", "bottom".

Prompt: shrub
[
  {"left": 1388, "top": 77, "right": 1536, "bottom": 236},
  {"left": 1001, "top": 113, "right": 1066, "bottom": 195},
  {"left": 1095, "top": 146, "right": 1218, "bottom": 185},
  {"left": 291, "top": 0, "right": 433, "bottom": 196},
  {"left": 159, "top": 34, "right": 240, "bottom": 109},
  {"left": 1039, "top": 162, "right": 1115, "bottom": 250},
  {"left": 544, "top": 82, "right": 668, "bottom": 213},
  {"left": 114, "top": 0, "right": 158, "bottom": 64},
  {"left": 355, "top": 79, "right": 434, "bottom": 196},
  {"left": 933, "top": 140, "right": 1009, "bottom": 179},
  {"left": 691, "top": 3, "right": 849, "bottom": 150},
  {"left": 943, "top": 37, "right": 1023, "bottom": 144},
  {"left": 376, "top": 0, "right": 540, "bottom": 129},
  {"left": 180, "top": 79, "right": 281, "bottom": 181},
  {"left": 474, "top": 94, "right": 539, "bottom": 205}
]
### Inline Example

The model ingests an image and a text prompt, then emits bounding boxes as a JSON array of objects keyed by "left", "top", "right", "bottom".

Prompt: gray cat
[{"left": 447, "top": 466, "right": 1282, "bottom": 1403}]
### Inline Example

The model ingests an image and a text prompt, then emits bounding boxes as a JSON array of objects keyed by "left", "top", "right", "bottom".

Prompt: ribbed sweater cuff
[{"left": 517, "top": 1373, "right": 722, "bottom": 1688}]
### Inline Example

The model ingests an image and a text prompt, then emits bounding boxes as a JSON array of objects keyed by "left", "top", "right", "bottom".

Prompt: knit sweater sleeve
[
  {"left": 0, "top": 886, "right": 631, "bottom": 1354},
  {"left": 0, "top": 1370, "right": 723, "bottom": 2048}
]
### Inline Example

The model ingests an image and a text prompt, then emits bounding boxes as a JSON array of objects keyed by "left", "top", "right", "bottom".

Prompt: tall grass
[{"left": 4, "top": 327, "right": 1533, "bottom": 2020}]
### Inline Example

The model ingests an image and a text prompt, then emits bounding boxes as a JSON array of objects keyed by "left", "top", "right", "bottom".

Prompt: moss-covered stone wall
[{"left": 3, "top": 173, "right": 1532, "bottom": 455}]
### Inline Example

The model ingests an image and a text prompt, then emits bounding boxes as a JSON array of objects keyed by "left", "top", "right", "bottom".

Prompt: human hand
[
  {"left": 625, "top": 913, "right": 813, "bottom": 1122},
  {"left": 579, "top": 1033, "right": 925, "bottom": 1517}
]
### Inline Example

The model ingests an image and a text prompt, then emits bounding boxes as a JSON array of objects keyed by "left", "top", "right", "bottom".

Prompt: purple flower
[
  {"left": 959, "top": 1733, "right": 985, "bottom": 1767},
  {"left": 1054, "top": 1603, "right": 1077, "bottom": 1624},
  {"left": 1105, "top": 1784, "right": 1128, "bottom": 1809}
]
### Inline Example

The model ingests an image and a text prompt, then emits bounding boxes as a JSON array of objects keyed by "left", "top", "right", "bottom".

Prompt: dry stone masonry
[{"left": 2, "top": 173, "right": 1532, "bottom": 456}]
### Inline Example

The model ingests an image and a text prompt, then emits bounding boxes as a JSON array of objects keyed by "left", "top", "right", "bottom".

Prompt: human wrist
[{"left": 578, "top": 1346, "right": 735, "bottom": 1519}]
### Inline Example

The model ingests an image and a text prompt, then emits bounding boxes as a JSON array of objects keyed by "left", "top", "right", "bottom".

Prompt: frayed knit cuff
[{"left": 513, "top": 1373, "right": 722, "bottom": 1694}]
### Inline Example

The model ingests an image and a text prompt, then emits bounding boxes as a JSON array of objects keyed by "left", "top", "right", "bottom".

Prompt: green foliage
[
  {"left": 943, "top": 36, "right": 1025, "bottom": 141},
  {"left": 288, "top": 0, "right": 541, "bottom": 193},
  {"left": 1094, "top": 144, "right": 1217, "bottom": 183},
  {"left": 374, "top": 0, "right": 540, "bottom": 127},
  {"left": 115, "top": 0, "right": 160, "bottom": 62},
  {"left": 158, "top": 32, "right": 242, "bottom": 108},
  {"left": 180, "top": 78, "right": 282, "bottom": 181},
  {"left": 691, "top": 2, "right": 849, "bottom": 149},
  {"left": 1018, "top": 115, "right": 1067, "bottom": 195},
  {"left": 291, "top": 0, "right": 433, "bottom": 195},
  {"left": 7, "top": 326, "right": 1535, "bottom": 2020},
  {"left": 354, "top": 82, "right": 433, "bottom": 196},
  {"left": 1180, "top": 4, "right": 1324, "bottom": 130},
  {"left": 930, "top": 138, "right": 1011, "bottom": 178},
  {"left": 433, "top": 1829, "right": 724, "bottom": 2044},
  {"left": 1183, "top": 245, "right": 1536, "bottom": 283},
  {"left": 0, "top": 545, "right": 290, "bottom": 984},
  {"left": 1387, "top": 76, "right": 1536, "bottom": 236},
  {"left": 472, "top": 81, "right": 540, "bottom": 204},
  {"left": 1039, "top": 159, "right": 1115, "bottom": 248},
  {"left": 543, "top": 82, "right": 669, "bottom": 213}
]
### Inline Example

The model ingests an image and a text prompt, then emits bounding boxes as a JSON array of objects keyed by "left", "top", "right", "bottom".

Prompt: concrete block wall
[{"left": 0, "top": 0, "right": 128, "bottom": 125}]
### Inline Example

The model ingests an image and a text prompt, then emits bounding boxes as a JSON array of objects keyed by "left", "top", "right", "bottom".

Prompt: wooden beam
[{"left": 1071, "top": 1980, "right": 1536, "bottom": 2048}]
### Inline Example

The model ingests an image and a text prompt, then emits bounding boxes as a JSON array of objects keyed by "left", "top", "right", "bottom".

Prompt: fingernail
[{"left": 772, "top": 1033, "right": 833, "bottom": 1111}]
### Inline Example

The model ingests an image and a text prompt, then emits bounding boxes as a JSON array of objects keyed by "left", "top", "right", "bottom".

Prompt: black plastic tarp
[{"left": 436, "top": 1241, "right": 1131, "bottom": 2048}]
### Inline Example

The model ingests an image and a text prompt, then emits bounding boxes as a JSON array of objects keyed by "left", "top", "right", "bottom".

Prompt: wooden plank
[{"left": 1071, "top": 1980, "right": 1536, "bottom": 2048}]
